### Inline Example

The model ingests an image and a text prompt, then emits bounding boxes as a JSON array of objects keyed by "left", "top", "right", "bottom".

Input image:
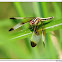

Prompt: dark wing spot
[
  {"left": 50, "top": 17, "right": 53, "bottom": 19},
  {"left": 31, "top": 41, "right": 37, "bottom": 47},
  {"left": 43, "top": 19, "right": 47, "bottom": 20},
  {"left": 22, "top": 23, "right": 24, "bottom": 24},
  {"left": 9, "top": 28, "right": 14, "bottom": 31},
  {"left": 10, "top": 17, "right": 16, "bottom": 19}
]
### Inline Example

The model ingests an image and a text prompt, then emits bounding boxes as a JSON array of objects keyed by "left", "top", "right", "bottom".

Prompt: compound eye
[{"left": 29, "top": 20, "right": 32, "bottom": 22}]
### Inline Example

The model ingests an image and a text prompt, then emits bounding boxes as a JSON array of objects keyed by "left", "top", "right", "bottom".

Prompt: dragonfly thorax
[
  {"left": 29, "top": 20, "right": 34, "bottom": 26},
  {"left": 29, "top": 17, "right": 39, "bottom": 26}
]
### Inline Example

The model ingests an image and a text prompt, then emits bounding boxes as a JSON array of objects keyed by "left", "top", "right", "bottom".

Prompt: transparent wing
[
  {"left": 9, "top": 17, "right": 35, "bottom": 31},
  {"left": 9, "top": 23, "right": 22, "bottom": 31},
  {"left": 40, "top": 16, "right": 54, "bottom": 21},
  {"left": 30, "top": 31, "right": 41, "bottom": 47},
  {"left": 9, "top": 22, "right": 29, "bottom": 31},
  {"left": 10, "top": 17, "right": 35, "bottom": 19},
  {"left": 41, "top": 20, "right": 46, "bottom": 46}
]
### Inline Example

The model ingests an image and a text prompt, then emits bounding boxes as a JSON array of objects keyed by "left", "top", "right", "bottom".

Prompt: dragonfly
[{"left": 9, "top": 17, "right": 54, "bottom": 47}]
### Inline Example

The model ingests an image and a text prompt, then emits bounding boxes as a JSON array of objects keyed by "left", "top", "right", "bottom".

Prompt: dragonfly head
[{"left": 29, "top": 20, "right": 35, "bottom": 26}]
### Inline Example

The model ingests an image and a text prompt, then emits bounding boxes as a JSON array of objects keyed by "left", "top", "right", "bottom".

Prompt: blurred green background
[{"left": 0, "top": 2, "right": 62, "bottom": 59}]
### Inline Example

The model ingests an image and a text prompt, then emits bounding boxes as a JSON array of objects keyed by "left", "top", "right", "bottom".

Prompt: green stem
[
  {"left": 52, "top": 2, "right": 62, "bottom": 50},
  {"left": 13, "top": 2, "right": 32, "bottom": 56},
  {"left": 40, "top": 2, "right": 57, "bottom": 58}
]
